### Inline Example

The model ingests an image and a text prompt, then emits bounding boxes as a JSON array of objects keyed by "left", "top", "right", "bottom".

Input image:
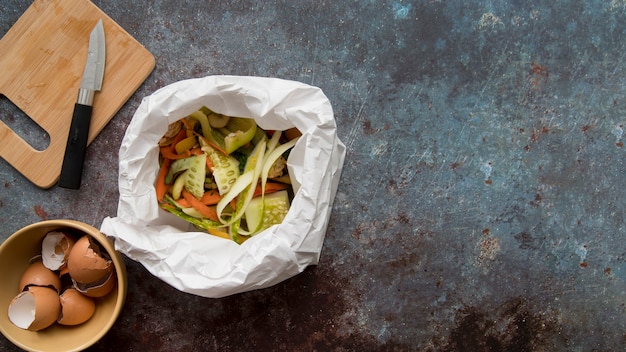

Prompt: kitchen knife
[{"left": 58, "top": 19, "right": 106, "bottom": 189}]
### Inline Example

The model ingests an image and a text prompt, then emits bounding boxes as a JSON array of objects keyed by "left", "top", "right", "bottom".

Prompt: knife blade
[{"left": 58, "top": 19, "right": 106, "bottom": 189}]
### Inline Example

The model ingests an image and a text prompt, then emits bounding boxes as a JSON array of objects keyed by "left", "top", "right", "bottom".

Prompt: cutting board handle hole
[{"left": 0, "top": 95, "right": 50, "bottom": 151}]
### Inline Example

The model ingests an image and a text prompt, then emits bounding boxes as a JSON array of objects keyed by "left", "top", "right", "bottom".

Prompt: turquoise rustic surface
[{"left": 2, "top": 1, "right": 626, "bottom": 350}]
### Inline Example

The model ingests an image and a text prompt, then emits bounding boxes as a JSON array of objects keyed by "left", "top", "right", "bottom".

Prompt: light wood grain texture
[{"left": 0, "top": 0, "right": 155, "bottom": 188}]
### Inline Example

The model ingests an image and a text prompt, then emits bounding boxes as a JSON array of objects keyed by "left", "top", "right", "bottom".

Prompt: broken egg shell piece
[
  {"left": 58, "top": 266, "right": 75, "bottom": 292},
  {"left": 57, "top": 288, "right": 96, "bottom": 326},
  {"left": 59, "top": 265, "right": 70, "bottom": 277},
  {"left": 41, "top": 231, "right": 76, "bottom": 271},
  {"left": 73, "top": 270, "right": 117, "bottom": 298},
  {"left": 67, "top": 235, "right": 113, "bottom": 284},
  {"left": 8, "top": 286, "right": 61, "bottom": 331},
  {"left": 18, "top": 261, "right": 62, "bottom": 293}
]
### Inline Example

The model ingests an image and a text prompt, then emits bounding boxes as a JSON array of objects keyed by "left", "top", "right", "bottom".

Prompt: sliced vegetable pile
[{"left": 155, "top": 107, "right": 300, "bottom": 244}]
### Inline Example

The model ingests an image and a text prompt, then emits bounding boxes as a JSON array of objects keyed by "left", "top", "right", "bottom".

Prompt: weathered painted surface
[{"left": 2, "top": 1, "right": 625, "bottom": 350}]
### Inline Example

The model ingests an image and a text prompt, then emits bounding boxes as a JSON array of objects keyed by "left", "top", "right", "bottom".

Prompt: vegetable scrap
[{"left": 156, "top": 107, "right": 301, "bottom": 244}]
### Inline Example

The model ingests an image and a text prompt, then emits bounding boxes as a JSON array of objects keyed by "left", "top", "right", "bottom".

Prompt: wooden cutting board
[{"left": 0, "top": 0, "right": 155, "bottom": 188}]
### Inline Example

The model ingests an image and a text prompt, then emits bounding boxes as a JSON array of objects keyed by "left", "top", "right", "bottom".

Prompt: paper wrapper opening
[{"left": 100, "top": 76, "right": 346, "bottom": 298}]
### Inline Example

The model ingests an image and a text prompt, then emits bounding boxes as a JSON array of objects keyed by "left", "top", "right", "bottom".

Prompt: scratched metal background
[{"left": 2, "top": 1, "right": 626, "bottom": 350}]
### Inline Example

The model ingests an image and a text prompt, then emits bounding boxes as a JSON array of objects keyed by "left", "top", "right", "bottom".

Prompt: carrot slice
[
  {"left": 182, "top": 189, "right": 220, "bottom": 222},
  {"left": 155, "top": 159, "right": 172, "bottom": 202},
  {"left": 200, "top": 190, "right": 222, "bottom": 205},
  {"left": 160, "top": 146, "right": 191, "bottom": 160},
  {"left": 190, "top": 147, "right": 204, "bottom": 156},
  {"left": 252, "top": 182, "right": 288, "bottom": 197},
  {"left": 172, "top": 197, "right": 191, "bottom": 208}
]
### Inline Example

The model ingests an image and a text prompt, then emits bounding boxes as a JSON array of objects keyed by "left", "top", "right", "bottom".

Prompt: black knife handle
[{"left": 58, "top": 103, "right": 93, "bottom": 189}]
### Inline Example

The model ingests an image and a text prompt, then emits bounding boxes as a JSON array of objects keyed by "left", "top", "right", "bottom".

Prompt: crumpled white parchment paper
[{"left": 100, "top": 75, "right": 346, "bottom": 298}]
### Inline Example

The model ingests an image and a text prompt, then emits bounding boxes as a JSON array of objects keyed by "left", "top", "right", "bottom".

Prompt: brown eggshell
[
  {"left": 67, "top": 235, "right": 113, "bottom": 284},
  {"left": 41, "top": 231, "right": 76, "bottom": 271},
  {"left": 18, "top": 261, "right": 62, "bottom": 293},
  {"left": 57, "top": 288, "right": 96, "bottom": 326},
  {"left": 8, "top": 286, "right": 61, "bottom": 331},
  {"left": 58, "top": 265, "right": 70, "bottom": 277},
  {"left": 58, "top": 265, "right": 74, "bottom": 291},
  {"left": 74, "top": 270, "right": 117, "bottom": 298}
]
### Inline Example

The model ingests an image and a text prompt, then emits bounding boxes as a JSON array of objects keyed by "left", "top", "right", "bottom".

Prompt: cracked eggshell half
[
  {"left": 8, "top": 286, "right": 61, "bottom": 331},
  {"left": 74, "top": 270, "right": 117, "bottom": 298},
  {"left": 18, "top": 261, "right": 61, "bottom": 293},
  {"left": 66, "top": 236, "right": 114, "bottom": 284},
  {"left": 57, "top": 288, "right": 96, "bottom": 326},
  {"left": 41, "top": 231, "right": 75, "bottom": 271}
]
